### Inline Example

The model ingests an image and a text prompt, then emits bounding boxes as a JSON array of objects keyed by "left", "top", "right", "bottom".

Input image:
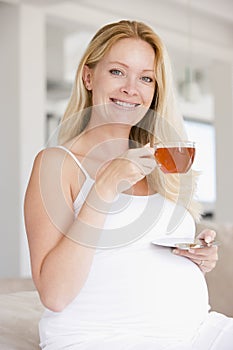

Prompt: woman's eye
[
  {"left": 109, "top": 69, "right": 123, "bottom": 76},
  {"left": 141, "top": 76, "right": 153, "bottom": 83}
]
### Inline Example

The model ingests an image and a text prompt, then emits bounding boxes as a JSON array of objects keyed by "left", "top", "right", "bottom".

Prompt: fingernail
[
  {"left": 189, "top": 249, "right": 195, "bottom": 253},
  {"left": 148, "top": 147, "right": 155, "bottom": 154},
  {"left": 144, "top": 143, "right": 150, "bottom": 148},
  {"left": 205, "top": 236, "right": 212, "bottom": 243}
]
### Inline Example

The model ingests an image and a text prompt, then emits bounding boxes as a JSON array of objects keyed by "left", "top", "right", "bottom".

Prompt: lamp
[
  {"left": 179, "top": 0, "right": 202, "bottom": 103},
  {"left": 179, "top": 67, "right": 202, "bottom": 103}
]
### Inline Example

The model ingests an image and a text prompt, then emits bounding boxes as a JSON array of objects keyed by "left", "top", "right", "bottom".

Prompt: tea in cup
[{"left": 154, "top": 141, "right": 195, "bottom": 174}]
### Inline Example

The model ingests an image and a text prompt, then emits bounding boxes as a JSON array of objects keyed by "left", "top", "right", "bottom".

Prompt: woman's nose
[{"left": 120, "top": 77, "right": 138, "bottom": 96}]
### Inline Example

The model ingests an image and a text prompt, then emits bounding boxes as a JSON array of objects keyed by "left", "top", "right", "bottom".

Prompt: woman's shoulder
[
  {"left": 33, "top": 146, "right": 67, "bottom": 163},
  {"left": 31, "top": 146, "right": 86, "bottom": 203},
  {"left": 33, "top": 146, "right": 83, "bottom": 168}
]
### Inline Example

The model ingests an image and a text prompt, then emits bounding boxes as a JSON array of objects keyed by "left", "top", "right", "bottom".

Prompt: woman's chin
[{"left": 106, "top": 103, "right": 147, "bottom": 125}]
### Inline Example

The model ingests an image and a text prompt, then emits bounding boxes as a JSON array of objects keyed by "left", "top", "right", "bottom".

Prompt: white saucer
[{"left": 151, "top": 237, "right": 194, "bottom": 248}]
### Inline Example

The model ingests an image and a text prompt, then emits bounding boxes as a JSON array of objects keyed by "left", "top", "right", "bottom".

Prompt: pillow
[
  {"left": 0, "top": 291, "right": 44, "bottom": 350},
  {"left": 197, "top": 221, "right": 233, "bottom": 317}
]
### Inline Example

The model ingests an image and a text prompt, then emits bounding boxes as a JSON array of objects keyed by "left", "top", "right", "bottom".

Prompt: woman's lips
[{"left": 110, "top": 98, "right": 140, "bottom": 108}]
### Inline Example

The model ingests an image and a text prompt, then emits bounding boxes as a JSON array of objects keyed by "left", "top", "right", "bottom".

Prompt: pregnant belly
[
  {"left": 66, "top": 245, "right": 210, "bottom": 339},
  {"left": 135, "top": 246, "right": 209, "bottom": 333},
  {"left": 41, "top": 245, "right": 209, "bottom": 344}
]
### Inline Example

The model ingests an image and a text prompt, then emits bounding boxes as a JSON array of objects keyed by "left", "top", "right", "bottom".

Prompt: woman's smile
[{"left": 110, "top": 98, "right": 140, "bottom": 109}]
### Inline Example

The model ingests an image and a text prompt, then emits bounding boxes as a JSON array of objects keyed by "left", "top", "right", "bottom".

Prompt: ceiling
[
  {"left": 4, "top": 0, "right": 233, "bottom": 24},
  {"left": 163, "top": 0, "right": 233, "bottom": 23}
]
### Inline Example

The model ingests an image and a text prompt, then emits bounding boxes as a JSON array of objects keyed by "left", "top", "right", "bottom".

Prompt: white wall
[
  {"left": 0, "top": 3, "right": 21, "bottom": 277},
  {"left": 19, "top": 4, "right": 46, "bottom": 276},
  {"left": 0, "top": 2, "right": 46, "bottom": 277},
  {"left": 211, "top": 62, "right": 233, "bottom": 223}
]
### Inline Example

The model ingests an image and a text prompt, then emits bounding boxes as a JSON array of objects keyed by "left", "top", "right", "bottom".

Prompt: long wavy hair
[{"left": 58, "top": 20, "right": 201, "bottom": 220}]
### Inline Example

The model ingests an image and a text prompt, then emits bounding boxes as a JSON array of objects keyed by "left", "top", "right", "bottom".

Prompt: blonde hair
[{"left": 58, "top": 20, "right": 201, "bottom": 220}]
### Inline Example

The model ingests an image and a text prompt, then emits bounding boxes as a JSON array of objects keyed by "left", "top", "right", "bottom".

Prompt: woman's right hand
[{"left": 95, "top": 147, "right": 156, "bottom": 201}]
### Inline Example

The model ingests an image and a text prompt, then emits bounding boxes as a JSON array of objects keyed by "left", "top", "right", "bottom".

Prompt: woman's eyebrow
[
  {"left": 108, "top": 61, "right": 154, "bottom": 72},
  {"left": 108, "top": 61, "right": 129, "bottom": 68}
]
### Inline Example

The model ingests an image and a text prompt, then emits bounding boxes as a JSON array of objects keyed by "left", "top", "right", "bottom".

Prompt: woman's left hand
[{"left": 173, "top": 229, "right": 218, "bottom": 273}]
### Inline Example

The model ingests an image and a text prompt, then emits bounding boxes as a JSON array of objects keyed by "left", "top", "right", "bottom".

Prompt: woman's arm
[
  {"left": 24, "top": 148, "right": 111, "bottom": 312},
  {"left": 24, "top": 147, "right": 156, "bottom": 312}
]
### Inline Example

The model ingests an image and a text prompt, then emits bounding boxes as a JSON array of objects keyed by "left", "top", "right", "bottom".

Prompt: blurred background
[{"left": 0, "top": 0, "right": 232, "bottom": 278}]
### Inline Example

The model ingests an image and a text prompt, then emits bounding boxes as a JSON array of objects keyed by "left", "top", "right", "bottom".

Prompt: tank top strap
[{"left": 56, "top": 145, "right": 91, "bottom": 179}]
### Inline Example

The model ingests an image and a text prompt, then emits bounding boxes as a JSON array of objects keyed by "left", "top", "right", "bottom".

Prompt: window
[{"left": 184, "top": 119, "right": 216, "bottom": 214}]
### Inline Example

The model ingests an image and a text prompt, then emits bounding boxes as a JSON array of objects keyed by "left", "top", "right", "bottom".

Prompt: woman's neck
[{"left": 82, "top": 122, "right": 131, "bottom": 158}]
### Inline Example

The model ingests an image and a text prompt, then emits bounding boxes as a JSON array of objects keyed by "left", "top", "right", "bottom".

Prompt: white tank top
[{"left": 39, "top": 146, "right": 210, "bottom": 346}]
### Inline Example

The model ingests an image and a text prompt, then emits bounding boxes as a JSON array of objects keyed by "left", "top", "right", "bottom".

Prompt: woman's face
[{"left": 83, "top": 38, "right": 156, "bottom": 125}]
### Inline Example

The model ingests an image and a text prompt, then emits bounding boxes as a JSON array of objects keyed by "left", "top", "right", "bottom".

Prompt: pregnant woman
[{"left": 24, "top": 20, "right": 233, "bottom": 349}]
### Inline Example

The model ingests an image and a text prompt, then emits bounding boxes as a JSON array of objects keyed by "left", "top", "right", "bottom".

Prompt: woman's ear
[{"left": 82, "top": 65, "right": 93, "bottom": 91}]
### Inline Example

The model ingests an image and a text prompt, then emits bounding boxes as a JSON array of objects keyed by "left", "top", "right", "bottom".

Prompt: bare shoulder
[{"left": 28, "top": 147, "right": 86, "bottom": 203}]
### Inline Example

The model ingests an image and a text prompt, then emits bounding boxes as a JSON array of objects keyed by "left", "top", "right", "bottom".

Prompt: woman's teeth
[{"left": 112, "top": 99, "right": 139, "bottom": 108}]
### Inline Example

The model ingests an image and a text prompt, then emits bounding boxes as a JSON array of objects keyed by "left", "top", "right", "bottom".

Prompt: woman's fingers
[
  {"left": 173, "top": 244, "right": 218, "bottom": 273},
  {"left": 196, "top": 229, "right": 216, "bottom": 244},
  {"left": 119, "top": 147, "right": 157, "bottom": 176},
  {"left": 96, "top": 147, "right": 157, "bottom": 199}
]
